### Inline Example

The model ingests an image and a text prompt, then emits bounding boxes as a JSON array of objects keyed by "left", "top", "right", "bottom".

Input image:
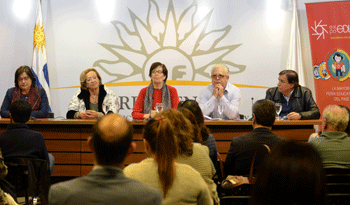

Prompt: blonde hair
[
  {"left": 323, "top": 105, "right": 350, "bottom": 131},
  {"left": 80, "top": 68, "right": 102, "bottom": 90}
]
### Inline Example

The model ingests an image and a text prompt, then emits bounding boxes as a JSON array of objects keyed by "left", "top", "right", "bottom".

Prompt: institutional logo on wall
[{"left": 93, "top": 0, "right": 245, "bottom": 84}]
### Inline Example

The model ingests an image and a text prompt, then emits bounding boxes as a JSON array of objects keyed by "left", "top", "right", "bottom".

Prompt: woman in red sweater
[{"left": 132, "top": 62, "right": 179, "bottom": 120}]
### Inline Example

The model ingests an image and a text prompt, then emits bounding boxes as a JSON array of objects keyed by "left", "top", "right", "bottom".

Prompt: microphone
[{"left": 248, "top": 97, "right": 254, "bottom": 121}]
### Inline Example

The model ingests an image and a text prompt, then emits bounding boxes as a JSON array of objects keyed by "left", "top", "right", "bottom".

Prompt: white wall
[{"left": 0, "top": 0, "right": 344, "bottom": 119}]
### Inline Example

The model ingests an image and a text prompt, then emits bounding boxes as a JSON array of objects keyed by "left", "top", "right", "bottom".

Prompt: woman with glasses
[
  {"left": 1, "top": 66, "right": 49, "bottom": 118},
  {"left": 132, "top": 62, "right": 179, "bottom": 120},
  {"left": 66, "top": 68, "right": 119, "bottom": 119}
]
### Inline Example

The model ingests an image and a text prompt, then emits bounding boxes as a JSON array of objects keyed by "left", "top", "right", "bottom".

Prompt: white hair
[{"left": 211, "top": 64, "right": 229, "bottom": 76}]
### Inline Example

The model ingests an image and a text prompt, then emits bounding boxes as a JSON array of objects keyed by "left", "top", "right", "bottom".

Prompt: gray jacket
[{"left": 265, "top": 86, "right": 320, "bottom": 120}]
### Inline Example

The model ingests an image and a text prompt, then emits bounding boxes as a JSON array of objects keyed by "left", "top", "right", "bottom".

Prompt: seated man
[
  {"left": 49, "top": 114, "right": 162, "bottom": 205},
  {"left": 225, "top": 99, "right": 285, "bottom": 176},
  {"left": 0, "top": 100, "right": 53, "bottom": 174},
  {"left": 308, "top": 105, "right": 350, "bottom": 169},
  {"left": 266, "top": 70, "right": 320, "bottom": 120},
  {"left": 199, "top": 64, "right": 241, "bottom": 119}
]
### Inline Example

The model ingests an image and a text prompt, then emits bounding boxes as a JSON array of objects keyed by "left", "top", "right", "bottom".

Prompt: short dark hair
[
  {"left": 91, "top": 115, "right": 133, "bottom": 166},
  {"left": 10, "top": 99, "right": 32, "bottom": 123},
  {"left": 14, "top": 66, "right": 36, "bottom": 88},
  {"left": 149, "top": 62, "right": 168, "bottom": 83},
  {"left": 252, "top": 99, "right": 276, "bottom": 127},
  {"left": 279, "top": 70, "right": 299, "bottom": 87},
  {"left": 333, "top": 52, "right": 343, "bottom": 61}
]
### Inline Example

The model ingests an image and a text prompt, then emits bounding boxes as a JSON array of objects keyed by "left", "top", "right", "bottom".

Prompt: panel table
[{"left": 0, "top": 119, "right": 321, "bottom": 176}]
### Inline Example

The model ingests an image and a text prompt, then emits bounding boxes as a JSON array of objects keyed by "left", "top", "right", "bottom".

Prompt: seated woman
[
  {"left": 178, "top": 100, "right": 218, "bottom": 167},
  {"left": 124, "top": 116, "right": 212, "bottom": 205},
  {"left": 250, "top": 141, "right": 328, "bottom": 205},
  {"left": 1, "top": 66, "right": 49, "bottom": 118},
  {"left": 66, "top": 68, "right": 118, "bottom": 119},
  {"left": 132, "top": 62, "right": 179, "bottom": 120},
  {"left": 156, "top": 109, "right": 219, "bottom": 203}
]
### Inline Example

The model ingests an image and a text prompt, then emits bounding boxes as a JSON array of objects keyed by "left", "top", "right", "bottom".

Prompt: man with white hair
[
  {"left": 198, "top": 64, "right": 241, "bottom": 120},
  {"left": 308, "top": 105, "right": 350, "bottom": 169}
]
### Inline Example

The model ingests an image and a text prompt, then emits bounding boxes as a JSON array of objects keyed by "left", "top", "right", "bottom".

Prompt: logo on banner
[
  {"left": 311, "top": 20, "right": 328, "bottom": 40},
  {"left": 311, "top": 20, "right": 350, "bottom": 40},
  {"left": 326, "top": 49, "right": 350, "bottom": 82},
  {"left": 93, "top": 0, "right": 245, "bottom": 83}
]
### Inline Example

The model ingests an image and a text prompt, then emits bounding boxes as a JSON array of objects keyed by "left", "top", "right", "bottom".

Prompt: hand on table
[{"left": 287, "top": 112, "right": 301, "bottom": 120}]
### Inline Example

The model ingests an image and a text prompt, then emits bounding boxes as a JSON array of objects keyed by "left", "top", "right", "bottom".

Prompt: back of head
[
  {"left": 339, "top": 105, "right": 350, "bottom": 134},
  {"left": 178, "top": 100, "right": 210, "bottom": 141},
  {"left": 323, "top": 105, "right": 349, "bottom": 131},
  {"left": 252, "top": 99, "right": 276, "bottom": 127},
  {"left": 91, "top": 114, "right": 133, "bottom": 166},
  {"left": 143, "top": 116, "right": 178, "bottom": 198},
  {"left": 279, "top": 70, "right": 299, "bottom": 87},
  {"left": 10, "top": 99, "right": 32, "bottom": 123},
  {"left": 154, "top": 109, "right": 193, "bottom": 156},
  {"left": 177, "top": 107, "right": 202, "bottom": 143},
  {"left": 250, "top": 141, "right": 327, "bottom": 205}
]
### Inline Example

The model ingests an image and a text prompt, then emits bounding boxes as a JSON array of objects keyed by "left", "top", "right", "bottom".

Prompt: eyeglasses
[
  {"left": 152, "top": 70, "right": 163, "bottom": 74},
  {"left": 18, "top": 77, "right": 30, "bottom": 82},
  {"left": 211, "top": 74, "right": 226, "bottom": 79}
]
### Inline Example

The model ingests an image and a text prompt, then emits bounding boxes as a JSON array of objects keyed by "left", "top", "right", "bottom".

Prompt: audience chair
[
  {"left": 325, "top": 168, "right": 350, "bottom": 204},
  {"left": 5, "top": 158, "right": 51, "bottom": 205}
]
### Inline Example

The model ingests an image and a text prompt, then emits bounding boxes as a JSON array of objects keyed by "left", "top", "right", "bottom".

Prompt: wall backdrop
[{"left": 0, "top": 0, "right": 343, "bottom": 119}]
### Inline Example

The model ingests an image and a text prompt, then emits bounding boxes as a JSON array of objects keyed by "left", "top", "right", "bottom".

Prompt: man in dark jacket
[
  {"left": 266, "top": 70, "right": 320, "bottom": 120},
  {"left": 0, "top": 100, "right": 51, "bottom": 172},
  {"left": 225, "top": 99, "right": 285, "bottom": 176}
]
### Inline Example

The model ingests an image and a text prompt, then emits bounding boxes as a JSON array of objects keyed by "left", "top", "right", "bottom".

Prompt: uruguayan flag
[{"left": 32, "top": 0, "right": 51, "bottom": 110}]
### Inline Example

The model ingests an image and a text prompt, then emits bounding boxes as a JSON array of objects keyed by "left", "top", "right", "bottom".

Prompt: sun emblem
[
  {"left": 33, "top": 22, "right": 46, "bottom": 52},
  {"left": 93, "top": 0, "right": 245, "bottom": 83}
]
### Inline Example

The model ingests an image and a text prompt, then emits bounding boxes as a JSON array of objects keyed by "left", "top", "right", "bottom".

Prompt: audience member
[
  {"left": 266, "top": 70, "right": 320, "bottom": 120},
  {"left": 308, "top": 105, "right": 350, "bottom": 142},
  {"left": 225, "top": 99, "right": 285, "bottom": 176},
  {"left": 0, "top": 100, "right": 54, "bottom": 174},
  {"left": 0, "top": 148, "right": 18, "bottom": 205},
  {"left": 198, "top": 64, "right": 241, "bottom": 119},
  {"left": 124, "top": 116, "right": 212, "bottom": 205},
  {"left": 177, "top": 107, "right": 202, "bottom": 143},
  {"left": 155, "top": 109, "right": 219, "bottom": 203},
  {"left": 49, "top": 114, "right": 162, "bottom": 205},
  {"left": 250, "top": 141, "right": 328, "bottom": 205},
  {"left": 308, "top": 105, "right": 350, "bottom": 169},
  {"left": 178, "top": 99, "right": 218, "bottom": 167}
]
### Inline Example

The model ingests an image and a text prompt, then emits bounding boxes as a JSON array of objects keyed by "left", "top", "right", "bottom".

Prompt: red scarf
[{"left": 12, "top": 87, "right": 41, "bottom": 111}]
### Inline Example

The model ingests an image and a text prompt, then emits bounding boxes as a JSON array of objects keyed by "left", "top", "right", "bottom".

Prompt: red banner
[{"left": 306, "top": 1, "right": 350, "bottom": 114}]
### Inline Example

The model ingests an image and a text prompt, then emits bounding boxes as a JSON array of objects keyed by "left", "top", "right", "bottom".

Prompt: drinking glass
[
  {"left": 217, "top": 104, "right": 225, "bottom": 119},
  {"left": 155, "top": 103, "right": 164, "bottom": 113},
  {"left": 275, "top": 103, "right": 282, "bottom": 120}
]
